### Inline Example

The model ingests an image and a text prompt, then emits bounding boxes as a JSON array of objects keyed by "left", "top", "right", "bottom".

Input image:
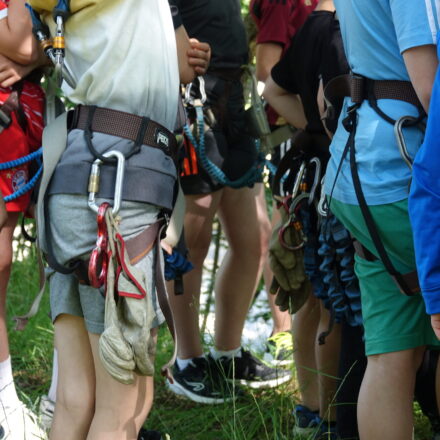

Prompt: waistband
[{"left": 68, "top": 105, "right": 178, "bottom": 164}]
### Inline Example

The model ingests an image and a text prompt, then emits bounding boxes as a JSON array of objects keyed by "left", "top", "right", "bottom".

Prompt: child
[
  {"left": 27, "top": 1, "right": 208, "bottom": 438},
  {"left": 0, "top": 0, "right": 45, "bottom": 437}
]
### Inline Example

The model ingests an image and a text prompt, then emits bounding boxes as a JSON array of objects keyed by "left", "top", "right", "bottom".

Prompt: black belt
[{"left": 68, "top": 105, "right": 178, "bottom": 164}]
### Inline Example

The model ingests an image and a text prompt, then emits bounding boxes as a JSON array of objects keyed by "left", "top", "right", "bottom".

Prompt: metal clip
[
  {"left": 291, "top": 161, "right": 306, "bottom": 199},
  {"left": 88, "top": 150, "right": 125, "bottom": 215},
  {"left": 184, "top": 76, "right": 207, "bottom": 107}
]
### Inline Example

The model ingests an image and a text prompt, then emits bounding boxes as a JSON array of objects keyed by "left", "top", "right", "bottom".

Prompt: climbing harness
[
  {"left": 0, "top": 149, "right": 42, "bottom": 203},
  {"left": 325, "top": 73, "right": 424, "bottom": 296},
  {"left": 27, "top": 2, "right": 76, "bottom": 88},
  {"left": 271, "top": 129, "right": 362, "bottom": 340},
  {"left": 183, "top": 76, "right": 265, "bottom": 189}
]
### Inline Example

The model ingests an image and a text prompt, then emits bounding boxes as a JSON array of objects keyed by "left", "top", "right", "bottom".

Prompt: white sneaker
[
  {"left": 38, "top": 396, "right": 54, "bottom": 432},
  {"left": 0, "top": 403, "right": 47, "bottom": 439}
]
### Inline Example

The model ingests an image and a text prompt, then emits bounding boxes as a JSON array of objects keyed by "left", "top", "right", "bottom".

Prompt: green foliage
[{"left": 5, "top": 231, "right": 436, "bottom": 439}]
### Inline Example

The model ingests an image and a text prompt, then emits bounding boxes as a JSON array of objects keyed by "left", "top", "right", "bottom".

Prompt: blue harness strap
[{"left": 183, "top": 106, "right": 265, "bottom": 189}]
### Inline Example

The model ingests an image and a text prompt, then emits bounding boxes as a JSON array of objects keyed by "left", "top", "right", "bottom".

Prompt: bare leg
[
  {"left": 50, "top": 315, "right": 95, "bottom": 440},
  {"left": 87, "top": 333, "right": 152, "bottom": 440},
  {"left": 315, "top": 303, "right": 341, "bottom": 422},
  {"left": 0, "top": 212, "right": 19, "bottom": 363},
  {"left": 214, "top": 184, "right": 271, "bottom": 351},
  {"left": 293, "top": 293, "right": 320, "bottom": 411},
  {"left": 358, "top": 346, "right": 425, "bottom": 440},
  {"left": 264, "top": 204, "right": 291, "bottom": 335},
  {"left": 166, "top": 190, "right": 222, "bottom": 358}
]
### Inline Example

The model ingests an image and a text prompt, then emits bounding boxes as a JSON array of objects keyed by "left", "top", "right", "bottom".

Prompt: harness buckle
[{"left": 88, "top": 150, "right": 125, "bottom": 215}]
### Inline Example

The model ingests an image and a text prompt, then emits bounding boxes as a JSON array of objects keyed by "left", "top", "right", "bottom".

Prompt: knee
[
  {"left": 0, "top": 247, "right": 12, "bottom": 273},
  {"left": 368, "top": 347, "right": 425, "bottom": 376},
  {"left": 56, "top": 383, "right": 95, "bottom": 425}
]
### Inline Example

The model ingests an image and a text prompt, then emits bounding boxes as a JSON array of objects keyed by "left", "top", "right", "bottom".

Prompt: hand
[
  {"left": 0, "top": 53, "right": 32, "bottom": 88},
  {"left": 431, "top": 314, "right": 440, "bottom": 339},
  {"left": 187, "top": 39, "right": 211, "bottom": 76}
]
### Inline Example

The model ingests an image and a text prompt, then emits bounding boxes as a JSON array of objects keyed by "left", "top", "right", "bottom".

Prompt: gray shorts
[{"left": 48, "top": 194, "right": 165, "bottom": 334}]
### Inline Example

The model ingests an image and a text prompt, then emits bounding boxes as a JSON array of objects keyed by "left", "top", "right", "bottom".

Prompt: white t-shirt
[{"left": 30, "top": 0, "right": 179, "bottom": 131}]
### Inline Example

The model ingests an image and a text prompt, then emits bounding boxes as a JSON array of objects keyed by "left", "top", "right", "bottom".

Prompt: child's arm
[
  {"left": 0, "top": 193, "right": 6, "bottom": 231},
  {"left": 0, "top": 0, "right": 39, "bottom": 65},
  {"left": 0, "top": 51, "right": 46, "bottom": 87}
]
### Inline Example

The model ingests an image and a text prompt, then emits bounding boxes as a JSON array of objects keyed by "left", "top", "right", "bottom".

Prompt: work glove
[
  {"left": 99, "top": 212, "right": 156, "bottom": 385},
  {"left": 269, "top": 204, "right": 311, "bottom": 313}
]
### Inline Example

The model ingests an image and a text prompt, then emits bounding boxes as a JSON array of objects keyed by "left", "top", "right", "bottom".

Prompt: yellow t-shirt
[{"left": 29, "top": 0, "right": 179, "bottom": 130}]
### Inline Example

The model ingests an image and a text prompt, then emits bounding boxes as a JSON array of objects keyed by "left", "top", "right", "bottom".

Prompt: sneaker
[
  {"left": 264, "top": 331, "right": 294, "bottom": 367},
  {"left": 0, "top": 403, "right": 46, "bottom": 439},
  {"left": 39, "top": 395, "right": 55, "bottom": 432},
  {"left": 138, "top": 428, "right": 170, "bottom": 440},
  {"left": 0, "top": 425, "right": 4, "bottom": 439},
  {"left": 211, "top": 348, "right": 292, "bottom": 389},
  {"left": 292, "top": 404, "right": 320, "bottom": 438},
  {"left": 315, "top": 425, "right": 339, "bottom": 440},
  {"left": 167, "top": 357, "right": 240, "bottom": 404}
]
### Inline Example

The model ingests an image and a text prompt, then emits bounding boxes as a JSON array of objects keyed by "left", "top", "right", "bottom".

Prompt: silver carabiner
[
  {"left": 184, "top": 76, "right": 207, "bottom": 107},
  {"left": 291, "top": 161, "right": 307, "bottom": 199},
  {"left": 88, "top": 150, "right": 125, "bottom": 215}
]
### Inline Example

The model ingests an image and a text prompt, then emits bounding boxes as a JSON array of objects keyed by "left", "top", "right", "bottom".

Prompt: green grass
[{"left": 5, "top": 233, "right": 437, "bottom": 440}]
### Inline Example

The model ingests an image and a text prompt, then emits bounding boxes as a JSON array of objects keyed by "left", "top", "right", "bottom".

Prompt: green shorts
[{"left": 329, "top": 198, "right": 439, "bottom": 356}]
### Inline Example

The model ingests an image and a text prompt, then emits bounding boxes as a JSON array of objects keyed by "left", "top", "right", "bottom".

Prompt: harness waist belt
[
  {"left": 69, "top": 105, "right": 178, "bottom": 162},
  {"left": 324, "top": 74, "right": 422, "bottom": 108}
]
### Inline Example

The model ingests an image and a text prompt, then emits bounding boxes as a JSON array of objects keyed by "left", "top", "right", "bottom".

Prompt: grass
[{"left": 5, "top": 231, "right": 438, "bottom": 440}]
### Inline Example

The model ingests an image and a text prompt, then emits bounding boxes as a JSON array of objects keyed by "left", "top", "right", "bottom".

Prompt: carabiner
[
  {"left": 88, "top": 202, "right": 110, "bottom": 288},
  {"left": 291, "top": 161, "right": 306, "bottom": 199},
  {"left": 308, "top": 157, "right": 322, "bottom": 205},
  {"left": 184, "top": 76, "right": 207, "bottom": 107},
  {"left": 88, "top": 150, "right": 125, "bottom": 215}
]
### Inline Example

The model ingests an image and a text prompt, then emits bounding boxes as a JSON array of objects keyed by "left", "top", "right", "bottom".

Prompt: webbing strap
[
  {"left": 344, "top": 109, "right": 418, "bottom": 296},
  {"left": 36, "top": 112, "right": 68, "bottom": 252},
  {"left": 0, "top": 91, "right": 19, "bottom": 133}
]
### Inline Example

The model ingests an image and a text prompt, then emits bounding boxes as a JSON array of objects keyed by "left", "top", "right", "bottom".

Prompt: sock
[
  {"left": 47, "top": 350, "right": 58, "bottom": 403},
  {"left": 0, "top": 357, "right": 20, "bottom": 409},
  {"left": 210, "top": 346, "right": 242, "bottom": 360},
  {"left": 176, "top": 355, "right": 205, "bottom": 370}
]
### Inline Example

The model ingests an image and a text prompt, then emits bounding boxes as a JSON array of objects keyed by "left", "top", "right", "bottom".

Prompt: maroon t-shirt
[{"left": 250, "top": 0, "right": 318, "bottom": 125}]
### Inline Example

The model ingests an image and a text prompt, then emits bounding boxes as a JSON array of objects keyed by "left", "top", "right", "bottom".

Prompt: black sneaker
[
  {"left": 211, "top": 348, "right": 292, "bottom": 389},
  {"left": 167, "top": 357, "right": 241, "bottom": 404},
  {"left": 138, "top": 429, "right": 170, "bottom": 440}
]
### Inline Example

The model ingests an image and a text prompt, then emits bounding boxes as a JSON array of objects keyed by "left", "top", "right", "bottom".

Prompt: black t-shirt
[
  {"left": 271, "top": 11, "right": 349, "bottom": 134},
  {"left": 169, "top": 0, "right": 249, "bottom": 69}
]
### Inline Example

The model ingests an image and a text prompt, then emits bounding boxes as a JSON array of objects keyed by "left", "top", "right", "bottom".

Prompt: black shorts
[{"left": 180, "top": 71, "right": 262, "bottom": 195}]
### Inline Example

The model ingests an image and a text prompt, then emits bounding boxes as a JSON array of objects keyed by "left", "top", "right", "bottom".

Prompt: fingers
[{"left": 187, "top": 38, "right": 211, "bottom": 76}]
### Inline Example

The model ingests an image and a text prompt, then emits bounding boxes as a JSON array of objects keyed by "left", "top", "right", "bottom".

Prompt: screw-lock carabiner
[{"left": 88, "top": 150, "right": 125, "bottom": 215}]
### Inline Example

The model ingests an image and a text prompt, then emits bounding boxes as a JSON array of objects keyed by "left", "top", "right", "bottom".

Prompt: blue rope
[
  {"left": 3, "top": 165, "right": 42, "bottom": 202},
  {"left": 0, "top": 148, "right": 42, "bottom": 171},
  {"left": 183, "top": 107, "right": 264, "bottom": 189}
]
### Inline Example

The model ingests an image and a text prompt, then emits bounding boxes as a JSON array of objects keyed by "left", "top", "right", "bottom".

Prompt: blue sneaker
[{"left": 293, "top": 404, "right": 320, "bottom": 437}]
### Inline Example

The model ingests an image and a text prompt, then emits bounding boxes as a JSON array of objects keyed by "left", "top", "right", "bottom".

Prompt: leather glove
[{"left": 269, "top": 205, "right": 310, "bottom": 313}]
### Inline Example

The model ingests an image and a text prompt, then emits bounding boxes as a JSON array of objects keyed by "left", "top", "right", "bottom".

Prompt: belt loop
[{"left": 350, "top": 74, "right": 365, "bottom": 105}]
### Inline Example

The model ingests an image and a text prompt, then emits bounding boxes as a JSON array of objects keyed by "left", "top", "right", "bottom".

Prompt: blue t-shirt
[
  {"left": 324, "top": 0, "right": 439, "bottom": 205},
  {"left": 409, "top": 34, "right": 440, "bottom": 315}
]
